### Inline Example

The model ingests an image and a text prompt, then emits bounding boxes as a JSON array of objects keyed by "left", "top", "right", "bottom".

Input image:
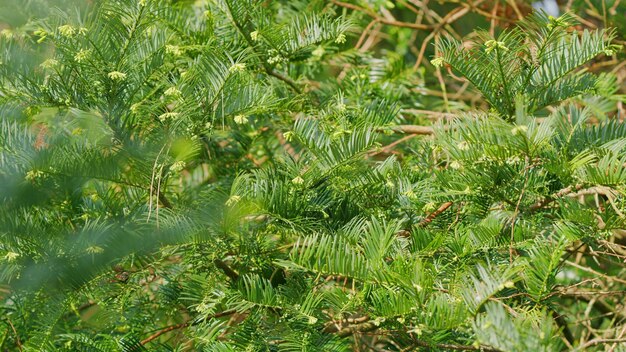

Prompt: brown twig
[
  {"left": 141, "top": 309, "right": 236, "bottom": 345},
  {"left": 214, "top": 258, "right": 240, "bottom": 281},
  {"left": 400, "top": 109, "right": 456, "bottom": 120},
  {"left": 275, "top": 131, "right": 298, "bottom": 160},
  {"left": 419, "top": 202, "right": 454, "bottom": 227},
  {"left": 331, "top": 0, "right": 433, "bottom": 30},
  {"left": 414, "top": 30, "right": 436, "bottom": 69},
  {"left": 6, "top": 316, "right": 23, "bottom": 352},
  {"left": 355, "top": 20, "right": 380, "bottom": 49},
  {"left": 379, "top": 125, "right": 435, "bottom": 135},
  {"left": 368, "top": 134, "right": 418, "bottom": 157},
  {"left": 528, "top": 184, "right": 584, "bottom": 212},
  {"left": 336, "top": 321, "right": 379, "bottom": 337},
  {"left": 574, "top": 337, "right": 626, "bottom": 351},
  {"left": 323, "top": 315, "right": 371, "bottom": 334},
  {"left": 565, "top": 260, "right": 626, "bottom": 285},
  {"left": 558, "top": 290, "right": 626, "bottom": 297},
  {"left": 141, "top": 322, "right": 189, "bottom": 345},
  {"left": 412, "top": 87, "right": 476, "bottom": 101},
  {"left": 267, "top": 70, "right": 302, "bottom": 94},
  {"left": 158, "top": 193, "right": 173, "bottom": 209},
  {"left": 608, "top": 323, "right": 626, "bottom": 352}
]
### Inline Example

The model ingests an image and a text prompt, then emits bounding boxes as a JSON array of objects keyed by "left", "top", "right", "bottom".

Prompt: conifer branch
[
  {"left": 494, "top": 48, "right": 513, "bottom": 116},
  {"left": 3, "top": 2, "right": 625, "bottom": 350},
  {"left": 223, "top": 0, "right": 303, "bottom": 94},
  {"left": 334, "top": 318, "right": 502, "bottom": 352}
]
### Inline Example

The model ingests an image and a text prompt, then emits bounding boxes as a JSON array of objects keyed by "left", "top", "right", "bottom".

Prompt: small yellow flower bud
[
  {"left": 234, "top": 114, "right": 248, "bottom": 125},
  {"left": 34, "top": 29, "right": 48, "bottom": 43},
  {"left": 165, "top": 45, "right": 182, "bottom": 56},
  {"left": 431, "top": 57, "right": 445, "bottom": 68},
  {"left": 25, "top": 169, "right": 44, "bottom": 181},
  {"left": 1, "top": 29, "right": 13, "bottom": 39},
  {"left": 604, "top": 45, "right": 622, "bottom": 56},
  {"left": 511, "top": 125, "right": 528, "bottom": 135},
  {"left": 169, "top": 160, "right": 186, "bottom": 173},
  {"left": 164, "top": 87, "right": 181, "bottom": 98},
  {"left": 4, "top": 252, "right": 19, "bottom": 262},
  {"left": 267, "top": 55, "right": 285, "bottom": 65},
  {"left": 449, "top": 161, "right": 462, "bottom": 169},
  {"left": 40, "top": 59, "right": 59, "bottom": 69},
  {"left": 107, "top": 71, "right": 127, "bottom": 81},
  {"left": 226, "top": 195, "right": 241, "bottom": 206},
  {"left": 312, "top": 46, "right": 325, "bottom": 58},
  {"left": 404, "top": 189, "right": 416, "bottom": 199},
  {"left": 86, "top": 246, "right": 104, "bottom": 254},
  {"left": 58, "top": 25, "right": 76, "bottom": 37},
  {"left": 229, "top": 63, "right": 246, "bottom": 73},
  {"left": 485, "top": 40, "right": 508, "bottom": 53},
  {"left": 74, "top": 49, "right": 90, "bottom": 63},
  {"left": 457, "top": 141, "right": 469, "bottom": 151},
  {"left": 547, "top": 15, "right": 570, "bottom": 31},
  {"left": 158, "top": 112, "right": 179, "bottom": 122}
]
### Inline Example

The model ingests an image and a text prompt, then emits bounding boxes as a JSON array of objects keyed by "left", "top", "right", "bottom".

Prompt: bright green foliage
[
  {"left": 1, "top": 1, "right": 626, "bottom": 351},
  {"left": 435, "top": 12, "right": 618, "bottom": 119}
]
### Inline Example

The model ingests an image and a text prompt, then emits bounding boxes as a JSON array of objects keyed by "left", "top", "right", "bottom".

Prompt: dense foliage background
[{"left": 1, "top": 0, "right": 626, "bottom": 350}]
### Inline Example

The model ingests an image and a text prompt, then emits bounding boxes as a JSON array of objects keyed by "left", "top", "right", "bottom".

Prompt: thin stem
[
  {"left": 520, "top": 26, "right": 558, "bottom": 93},
  {"left": 6, "top": 317, "right": 23, "bottom": 352},
  {"left": 222, "top": 0, "right": 302, "bottom": 94},
  {"left": 509, "top": 159, "right": 531, "bottom": 262},
  {"left": 140, "top": 309, "right": 237, "bottom": 345},
  {"left": 495, "top": 47, "right": 513, "bottom": 116},
  {"left": 331, "top": 0, "right": 433, "bottom": 30},
  {"left": 115, "top": 5, "right": 146, "bottom": 71}
]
